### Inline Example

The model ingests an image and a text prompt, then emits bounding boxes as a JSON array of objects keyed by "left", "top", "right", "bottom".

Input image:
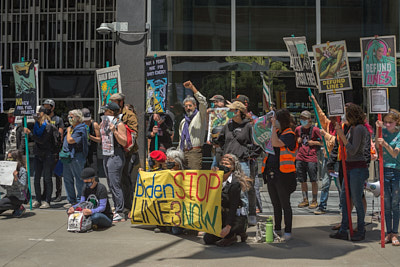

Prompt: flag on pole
[{"left": 261, "top": 72, "right": 272, "bottom": 111}]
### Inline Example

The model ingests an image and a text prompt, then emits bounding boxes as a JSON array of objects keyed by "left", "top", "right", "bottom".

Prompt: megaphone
[{"left": 365, "top": 181, "right": 380, "bottom": 197}]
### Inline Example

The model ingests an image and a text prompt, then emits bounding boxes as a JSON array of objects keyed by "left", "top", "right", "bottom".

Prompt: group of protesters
[{"left": 1, "top": 80, "right": 400, "bottom": 247}]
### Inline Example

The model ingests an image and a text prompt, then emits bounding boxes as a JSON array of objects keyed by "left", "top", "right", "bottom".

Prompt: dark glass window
[
  {"left": 43, "top": 73, "right": 94, "bottom": 98},
  {"left": 151, "top": 1, "right": 231, "bottom": 51},
  {"left": 236, "top": 0, "right": 316, "bottom": 51},
  {"left": 321, "top": 1, "right": 399, "bottom": 51}
]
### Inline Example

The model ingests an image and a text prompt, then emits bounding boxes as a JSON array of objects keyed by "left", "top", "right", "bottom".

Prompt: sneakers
[
  {"left": 283, "top": 232, "right": 292, "bottom": 241},
  {"left": 248, "top": 215, "right": 257, "bottom": 226},
  {"left": 40, "top": 201, "right": 50, "bottom": 209},
  {"left": 216, "top": 234, "right": 237, "bottom": 247},
  {"left": 12, "top": 205, "right": 26, "bottom": 217},
  {"left": 53, "top": 195, "right": 62, "bottom": 202},
  {"left": 63, "top": 203, "right": 72, "bottom": 209},
  {"left": 32, "top": 201, "right": 40, "bottom": 208},
  {"left": 309, "top": 200, "right": 318, "bottom": 209},
  {"left": 351, "top": 230, "right": 365, "bottom": 241},
  {"left": 329, "top": 231, "right": 349, "bottom": 240},
  {"left": 298, "top": 199, "right": 309, "bottom": 208},
  {"left": 314, "top": 207, "right": 326, "bottom": 215},
  {"left": 113, "top": 213, "right": 126, "bottom": 222}
]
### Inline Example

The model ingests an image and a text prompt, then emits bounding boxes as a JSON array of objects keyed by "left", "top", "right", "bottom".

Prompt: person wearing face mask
[
  {"left": 0, "top": 150, "right": 27, "bottom": 217},
  {"left": 204, "top": 154, "right": 252, "bottom": 246},
  {"left": 100, "top": 102, "right": 127, "bottom": 222},
  {"left": 262, "top": 109, "right": 297, "bottom": 241},
  {"left": 147, "top": 150, "right": 167, "bottom": 171},
  {"left": 179, "top": 81, "right": 208, "bottom": 170},
  {"left": 62, "top": 109, "right": 88, "bottom": 209},
  {"left": 217, "top": 100, "right": 253, "bottom": 224},
  {"left": 375, "top": 109, "right": 400, "bottom": 246},
  {"left": 295, "top": 110, "right": 323, "bottom": 209},
  {"left": 24, "top": 106, "right": 56, "bottom": 209},
  {"left": 207, "top": 95, "right": 226, "bottom": 169},
  {"left": 67, "top": 168, "right": 113, "bottom": 229}
]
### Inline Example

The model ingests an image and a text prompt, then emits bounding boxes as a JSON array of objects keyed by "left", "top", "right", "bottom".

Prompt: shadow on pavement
[{"left": 0, "top": 211, "right": 36, "bottom": 219}]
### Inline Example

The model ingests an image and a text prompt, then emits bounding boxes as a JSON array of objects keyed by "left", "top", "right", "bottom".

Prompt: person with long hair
[
  {"left": 262, "top": 109, "right": 297, "bottom": 241},
  {"left": 376, "top": 109, "right": 400, "bottom": 246},
  {"left": 24, "top": 106, "right": 56, "bottom": 209},
  {"left": 204, "top": 153, "right": 252, "bottom": 246},
  {"left": 62, "top": 109, "right": 88, "bottom": 209},
  {"left": 0, "top": 150, "right": 27, "bottom": 217},
  {"left": 330, "top": 103, "right": 370, "bottom": 241}
]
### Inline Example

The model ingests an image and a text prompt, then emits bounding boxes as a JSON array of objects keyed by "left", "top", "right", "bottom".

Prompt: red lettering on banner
[
  {"left": 207, "top": 173, "right": 221, "bottom": 202},
  {"left": 196, "top": 173, "right": 208, "bottom": 202},
  {"left": 173, "top": 172, "right": 185, "bottom": 199},
  {"left": 186, "top": 172, "right": 197, "bottom": 200}
]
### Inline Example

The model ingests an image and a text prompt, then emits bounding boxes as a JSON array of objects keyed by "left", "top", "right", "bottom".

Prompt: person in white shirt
[{"left": 179, "top": 80, "right": 207, "bottom": 170}]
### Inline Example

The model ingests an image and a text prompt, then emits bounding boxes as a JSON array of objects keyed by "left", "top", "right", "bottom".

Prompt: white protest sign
[
  {"left": 369, "top": 88, "right": 389, "bottom": 114},
  {"left": 100, "top": 116, "right": 115, "bottom": 156},
  {"left": 0, "top": 161, "right": 18, "bottom": 186},
  {"left": 326, "top": 92, "right": 345, "bottom": 116}
]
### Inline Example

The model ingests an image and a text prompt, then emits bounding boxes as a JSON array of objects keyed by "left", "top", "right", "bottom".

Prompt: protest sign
[
  {"left": 131, "top": 170, "right": 223, "bottom": 236},
  {"left": 96, "top": 65, "right": 122, "bottom": 112},
  {"left": 145, "top": 56, "right": 168, "bottom": 113},
  {"left": 326, "top": 92, "right": 345, "bottom": 116},
  {"left": 252, "top": 111, "right": 275, "bottom": 154},
  {"left": 0, "top": 161, "right": 18, "bottom": 186},
  {"left": 313, "top": 41, "right": 352, "bottom": 93},
  {"left": 100, "top": 116, "right": 114, "bottom": 156},
  {"left": 283, "top": 36, "right": 317, "bottom": 88},
  {"left": 360, "top": 36, "right": 397, "bottom": 87},
  {"left": 207, "top": 108, "right": 229, "bottom": 142},
  {"left": 369, "top": 88, "right": 389, "bottom": 114},
  {"left": 12, "top": 61, "right": 38, "bottom": 116}
]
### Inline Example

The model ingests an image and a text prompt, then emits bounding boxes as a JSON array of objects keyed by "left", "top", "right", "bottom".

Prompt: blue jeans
[
  {"left": 339, "top": 168, "right": 369, "bottom": 233},
  {"left": 34, "top": 154, "right": 54, "bottom": 203},
  {"left": 63, "top": 152, "right": 85, "bottom": 204},
  {"left": 91, "top": 212, "right": 112, "bottom": 228},
  {"left": 384, "top": 168, "right": 400, "bottom": 234},
  {"left": 319, "top": 159, "right": 340, "bottom": 210}
]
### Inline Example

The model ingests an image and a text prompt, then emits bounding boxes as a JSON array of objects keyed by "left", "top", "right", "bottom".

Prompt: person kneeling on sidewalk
[{"left": 67, "top": 167, "right": 113, "bottom": 229}]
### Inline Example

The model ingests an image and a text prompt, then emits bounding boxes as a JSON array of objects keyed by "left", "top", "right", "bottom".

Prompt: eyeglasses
[{"left": 384, "top": 121, "right": 395, "bottom": 124}]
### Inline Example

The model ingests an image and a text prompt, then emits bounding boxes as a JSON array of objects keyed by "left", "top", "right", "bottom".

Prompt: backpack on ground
[{"left": 67, "top": 201, "right": 94, "bottom": 233}]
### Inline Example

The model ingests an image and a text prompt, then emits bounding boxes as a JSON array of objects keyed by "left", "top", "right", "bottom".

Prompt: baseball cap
[
  {"left": 210, "top": 95, "right": 225, "bottom": 102},
  {"left": 226, "top": 101, "right": 247, "bottom": 113},
  {"left": 109, "top": 93, "right": 126, "bottom": 101},
  {"left": 81, "top": 108, "right": 92, "bottom": 121},
  {"left": 300, "top": 110, "right": 312, "bottom": 119},
  {"left": 102, "top": 102, "right": 120, "bottom": 111},
  {"left": 43, "top": 99, "right": 55, "bottom": 107},
  {"left": 234, "top": 95, "right": 249, "bottom": 105},
  {"left": 80, "top": 167, "right": 97, "bottom": 180}
]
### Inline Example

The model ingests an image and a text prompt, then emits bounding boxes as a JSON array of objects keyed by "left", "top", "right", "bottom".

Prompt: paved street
[{"left": 1, "top": 176, "right": 397, "bottom": 266}]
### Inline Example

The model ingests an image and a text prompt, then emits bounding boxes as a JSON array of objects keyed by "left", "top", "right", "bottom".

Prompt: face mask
[
  {"left": 227, "top": 111, "right": 236, "bottom": 119},
  {"left": 166, "top": 161, "right": 176, "bottom": 169},
  {"left": 300, "top": 119, "right": 308, "bottom": 126},
  {"left": 68, "top": 116, "right": 75, "bottom": 125},
  {"left": 211, "top": 103, "right": 215, "bottom": 108},
  {"left": 275, "top": 120, "right": 281, "bottom": 129},
  {"left": 218, "top": 164, "right": 232, "bottom": 174},
  {"left": 148, "top": 158, "right": 155, "bottom": 168},
  {"left": 85, "top": 182, "right": 93, "bottom": 189}
]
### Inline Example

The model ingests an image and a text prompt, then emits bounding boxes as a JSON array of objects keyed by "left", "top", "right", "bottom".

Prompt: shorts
[{"left": 296, "top": 160, "right": 318, "bottom": 183}]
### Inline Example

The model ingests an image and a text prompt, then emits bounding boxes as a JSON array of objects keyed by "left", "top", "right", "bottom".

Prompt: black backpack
[
  {"left": 49, "top": 123, "right": 62, "bottom": 153},
  {"left": 300, "top": 125, "right": 320, "bottom": 149}
]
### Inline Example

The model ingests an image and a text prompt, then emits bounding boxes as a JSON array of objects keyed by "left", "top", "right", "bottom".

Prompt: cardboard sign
[
  {"left": 283, "top": 36, "right": 317, "bottom": 88},
  {"left": 145, "top": 56, "right": 168, "bottom": 113},
  {"left": 313, "top": 41, "right": 352, "bottom": 93},
  {"left": 96, "top": 65, "right": 122, "bottom": 112},
  {"left": 100, "top": 116, "right": 114, "bottom": 156},
  {"left": 369, "top": 88, "right": 389, "bottom": 114},
  {"left": 131, "top": 170, "right": 223, "bottom": 236},
  {"left": 207, "top": 108, "right": 229, "bottom": 142},
  {"left": 360, "top": 36, "right": 397, "bottom": 87},
  {"left": 12, "top": 61, "right": 38, "bottom": 116},
  {"left": 0, "top": 161, "right": 18, "bottom": 186},
  {"left": 326, "top": 92, "right": 345, "bottom": 116}
]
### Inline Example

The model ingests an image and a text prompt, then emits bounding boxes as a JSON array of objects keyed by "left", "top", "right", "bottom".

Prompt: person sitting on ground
[
  {"left": 148, "top": 150, "right": 167, "bottom": 171},
  {"left": 204, "top": 154, "right": 252, "bottom": 247},
  {"left": 67, "top": 167, "right": 113, "bottom": 230},
  {"left": 0, "top": 150, "right": 27, "bottom": 217}
]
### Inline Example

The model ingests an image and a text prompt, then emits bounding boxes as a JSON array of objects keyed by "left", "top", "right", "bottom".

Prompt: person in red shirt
[{"left": 295, "top": 110, "right": 323, "bottom": 209}]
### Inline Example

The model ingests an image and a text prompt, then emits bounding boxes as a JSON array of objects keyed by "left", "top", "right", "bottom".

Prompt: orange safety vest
[{"left": 261, "top": 128, "right": 297, "bottom": 174}]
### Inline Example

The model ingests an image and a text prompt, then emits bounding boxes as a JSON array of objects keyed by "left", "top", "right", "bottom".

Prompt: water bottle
[{"left": 265, "top": 216, "right": 274, "bottom": 243}]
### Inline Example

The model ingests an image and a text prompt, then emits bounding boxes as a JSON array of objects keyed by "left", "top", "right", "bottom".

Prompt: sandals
[
  {"left": 385, "top": 234, "right": 392, "bottom": 244},
  {"left": 392, "top": 235, "right": 400, "bottom": 246}
]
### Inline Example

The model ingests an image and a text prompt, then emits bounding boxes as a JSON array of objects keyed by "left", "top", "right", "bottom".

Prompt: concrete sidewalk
[{"left": 0, "top": 208, "right": 398, "bottom": 267}]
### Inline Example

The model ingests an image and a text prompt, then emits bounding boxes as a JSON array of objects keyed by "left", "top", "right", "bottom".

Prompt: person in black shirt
[
  {"left": 147, "top": 111, "right": 174, "bottom": 152},
  {"left": 67, "top": 168, "right": 113, "bottom": 229}
]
